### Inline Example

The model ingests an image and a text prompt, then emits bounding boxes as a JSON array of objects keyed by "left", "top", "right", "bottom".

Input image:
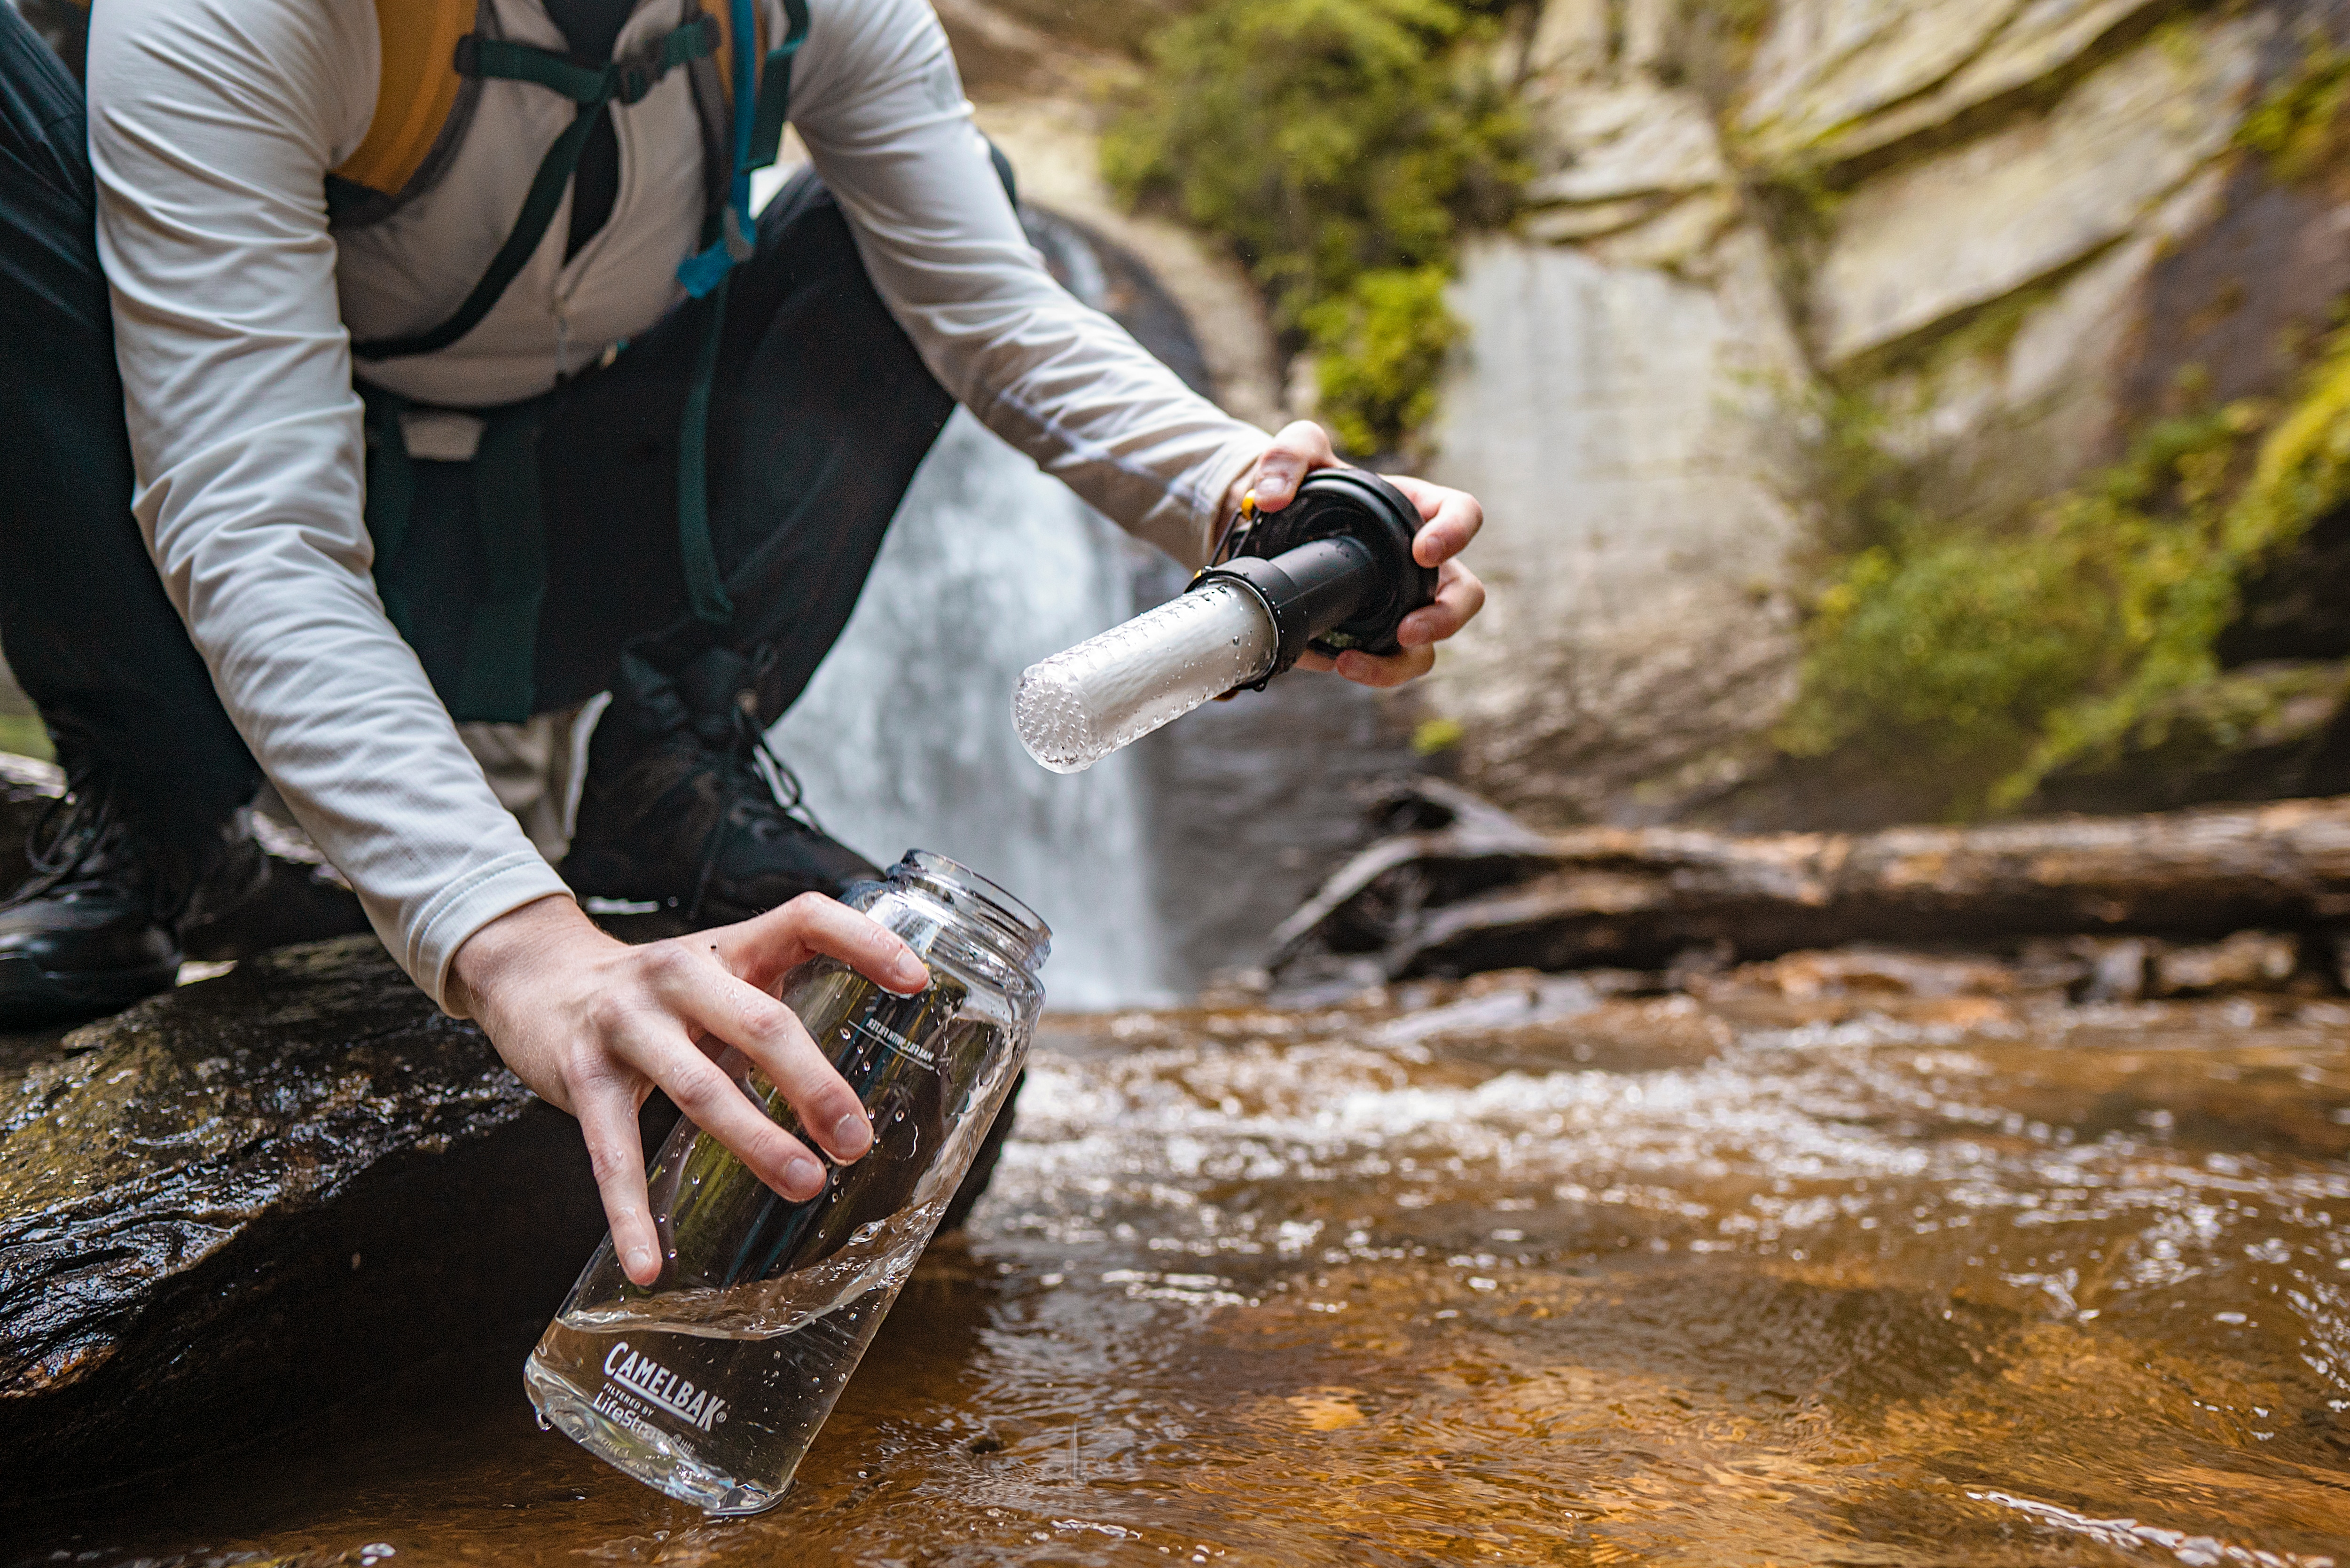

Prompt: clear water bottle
[{"left": 524, "top": 851, "right": 1049, "bottom": 1514}]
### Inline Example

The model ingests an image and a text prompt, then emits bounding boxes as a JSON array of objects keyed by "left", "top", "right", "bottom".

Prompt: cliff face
[
  {"left": 938, "top": 0, "right": 2350, "bottom": 833},
  {"left": 1423, "top": 0, "right": 2350, "bottom": 827}
]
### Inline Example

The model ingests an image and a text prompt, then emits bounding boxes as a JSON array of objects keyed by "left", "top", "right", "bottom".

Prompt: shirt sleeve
[
  {"left": 86, "top": 0, "right": 570, "bottom": 1011},
  {"left": 786, "top": 0, "right": 1269, "bottom": 569}
]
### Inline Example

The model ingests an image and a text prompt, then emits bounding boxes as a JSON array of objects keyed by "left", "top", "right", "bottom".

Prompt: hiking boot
[
  {"left": 0, "top": 771, "right": 268, "bottom": 1027},
  {"left": 564, "top": 647, "right": 878, "bottom": 928}
]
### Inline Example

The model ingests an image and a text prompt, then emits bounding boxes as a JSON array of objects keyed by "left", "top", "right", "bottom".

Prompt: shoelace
[
  {"left": 1, "top": 776, "right": 122, "bottom": 911},
  {"left": 682, "top": 706, "right": 829, "bottom": 924}
]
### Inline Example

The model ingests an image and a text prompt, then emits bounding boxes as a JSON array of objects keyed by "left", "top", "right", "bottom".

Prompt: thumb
[{"left": 1253, "top": 420, "right": 1335, "bottom": 510}]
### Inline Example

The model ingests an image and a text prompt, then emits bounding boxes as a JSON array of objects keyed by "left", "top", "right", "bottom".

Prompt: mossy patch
[
  {"left": 1778, "top": 322, "right": 2350, "bottom": 815},
  {"left": 1102, "top": 0, "right": 1527, "bottom": 454},
  {"left": 0, "top": 716, "right": 54, "bottom": 764},
  {"left": 2237, "top": 37, "right": 2350, "bottom": 181}
]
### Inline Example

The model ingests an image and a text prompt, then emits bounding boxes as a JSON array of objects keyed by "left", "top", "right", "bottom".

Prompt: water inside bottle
[
  {"left": 525, "top": 1273, "right": 901, "bottom": 1515},
  {"left": 525, "top": 956, "right": 1022, "bottom": 1514}
]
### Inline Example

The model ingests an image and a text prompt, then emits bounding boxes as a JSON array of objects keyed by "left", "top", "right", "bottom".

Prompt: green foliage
[
  {"left": 1411, "top": 715, "right": 1466, "bottom": 755},
  {"left": 1779, "top": 327, "right": 2350, "bottom": 815},
  {"left": 2237, "top": 39, "right": 2350, "bottom": 181},
  {"left": 0, "top": 715, "right": 53, "bottom": 763},
  {"left": 1302, "top": 266, "right": 1461, "bottom": 455},
  {"left": 1773, "top": 528, "right": 2122, "bottom": 774},
  {"left": 1103, "top": 0, "right": 1524, "bottom": 452}
]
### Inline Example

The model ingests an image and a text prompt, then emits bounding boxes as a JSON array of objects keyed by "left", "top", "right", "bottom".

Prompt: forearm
[
  {"left": 92, "top": 0, "right": 569, "bottom": 1009},
  {"left": 792, "top": 0, "right": 1270, "bottom": 567}
]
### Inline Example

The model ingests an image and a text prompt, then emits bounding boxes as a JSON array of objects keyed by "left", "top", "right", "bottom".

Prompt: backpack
[
  {"left": 71, "top": 0, "right": 801, "bottom": 325},
  {"left": 77, "top": 0, "right": 812, "bottom": 687}
]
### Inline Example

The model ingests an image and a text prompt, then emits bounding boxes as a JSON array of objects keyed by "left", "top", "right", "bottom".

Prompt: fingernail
[
  {"left": 833, "top": 1111, "right": 873, "bottom": 1157},
  {"left": 626, "top": 1245, "right": 658, "bottom": 1280},
  {"left": 783, "top": 1155, "right": 824, "bottom": 1196},
  {"left": 893, "top": 952, "right": 928, "bottom": 990}
]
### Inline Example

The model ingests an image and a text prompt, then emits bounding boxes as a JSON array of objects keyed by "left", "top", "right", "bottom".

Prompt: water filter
[{"left": 1014, "top": 470, "right": 1438, "bottom": 772}]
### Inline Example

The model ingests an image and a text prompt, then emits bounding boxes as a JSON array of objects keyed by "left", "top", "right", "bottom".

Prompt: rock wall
[
  {"left": 1419, "top": 0, "right": 2350, "bottom": 827},
  {"left": 945, "top": 0, "right": 2350, "bottom": 832}
]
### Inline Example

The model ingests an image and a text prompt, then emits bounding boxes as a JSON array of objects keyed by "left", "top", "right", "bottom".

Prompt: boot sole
[{"left": 0, "top": 953, "right": 181, "bottom": 1029}]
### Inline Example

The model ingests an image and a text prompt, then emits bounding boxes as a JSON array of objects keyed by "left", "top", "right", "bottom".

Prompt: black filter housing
[{"left": 1190, "top": 468, "right": 1439, "bottom": 684}]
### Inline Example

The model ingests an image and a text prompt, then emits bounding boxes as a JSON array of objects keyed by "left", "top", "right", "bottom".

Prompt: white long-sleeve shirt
[{"left": 85, "top": 0, "right": 1267, "bottom": 1009}]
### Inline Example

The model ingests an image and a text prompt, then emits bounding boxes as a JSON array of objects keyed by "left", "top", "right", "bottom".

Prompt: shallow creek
[{"left": 16, "top": 969, "right": 2350, "bottom": 1566}]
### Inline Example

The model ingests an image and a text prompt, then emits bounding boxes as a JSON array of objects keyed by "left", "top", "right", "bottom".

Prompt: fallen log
[{"left": 1271, "top": 790, "right": 2350, "bottom": 980}]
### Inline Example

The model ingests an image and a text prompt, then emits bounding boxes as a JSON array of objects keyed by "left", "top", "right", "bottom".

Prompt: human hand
[
  {"left": 1222, "top": 420, "right": 1487, "bottom": 688},
  {"left": 446, "top": 892, "right": 928, "bottom": 1286}
]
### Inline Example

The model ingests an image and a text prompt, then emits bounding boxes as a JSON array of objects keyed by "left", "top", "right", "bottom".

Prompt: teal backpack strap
[
  {"left": 360, "top": 388, "right": 549, "bottom": 723},
  {"left": 452, "top": 402, "right": 552, "bottom": 722},
  {"left": 671, "top": 0, "right": 809, "bottom": 631},
  {"left": 353, "top": 18, "right": 719, "bottom": 363},
  {"left": 676, "top": 0, "right": 806, "bottom": 298}
]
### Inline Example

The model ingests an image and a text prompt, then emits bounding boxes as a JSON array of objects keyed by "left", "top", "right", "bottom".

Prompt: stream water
[{"left": 17, "top": 975, "right": 2350, "bottom": 1564}]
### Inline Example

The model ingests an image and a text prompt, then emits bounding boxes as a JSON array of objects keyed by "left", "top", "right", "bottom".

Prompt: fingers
[
  {"left": 1385, "top": 474, "right": 1483, "bottom": 567},
  {"left": 1396, "top": 558, "right": 1486, "bottom": 649},
  {"left": 638, "top": 1020, "right": 834, "bottom": 1204},
  {"left": 1251, "top": 420, "right": 1340, "bottom": 510},
  {"left": 1290, "top": 555, "right": 1487, "bottom": 690},
  {"left": 643, "top": 941, "right": 876, "bottom": 1164},
  {"left": 1334, "top": 644, "right": 1436, "bottom": 688},
  {"left": 712, "top": 892, "right": 928, "bottom": 996},
  {"left": 577, "top": 1080, "right": 663, "bottom": 1286}
]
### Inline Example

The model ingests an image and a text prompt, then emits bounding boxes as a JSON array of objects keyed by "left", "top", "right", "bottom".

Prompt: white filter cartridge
[{"left": 1014, "top": 579, "right": 1278, "bottom": 773}]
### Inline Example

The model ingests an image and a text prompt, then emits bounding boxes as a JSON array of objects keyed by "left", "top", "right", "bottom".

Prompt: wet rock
[
  {"left": 0, "top": 937, "right": 609, "bottom": 1496},
  {"left": 2027, "top": 934, "right": 2156, "bottom": 1002},
  {"left": 1714, "top": 947, "right": 2019, "bottom": 1001},
  {"left": 2016, "top": 930, "right": 2315, "bottom": 999}
]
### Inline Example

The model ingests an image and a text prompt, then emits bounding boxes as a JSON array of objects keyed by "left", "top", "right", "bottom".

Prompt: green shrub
[
  {"left": 1779, "top": 327, "right": 2350, "bottom": 815},
  {"left": 2238, "top": 40, "right": 2350, "bottom": 181},
  {"left": 1103, "top": 0, "right": 1523, "bottom": 453},
  {"left": 1301, "top": 266, "right": 1461, "bottom": 456}
]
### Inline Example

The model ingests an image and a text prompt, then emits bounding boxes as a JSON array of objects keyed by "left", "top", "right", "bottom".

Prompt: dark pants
[{"left": 0, "top": 4, "right": 956, "bottom": 836}]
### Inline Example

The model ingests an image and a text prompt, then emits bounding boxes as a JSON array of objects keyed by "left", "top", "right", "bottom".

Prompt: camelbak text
[{"left": 600, "top": 1341, "right": 729, "bottom": 1431}]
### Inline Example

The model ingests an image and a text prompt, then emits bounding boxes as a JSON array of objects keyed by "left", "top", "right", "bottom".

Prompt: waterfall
[
  {"left": 752, "top": 180, "right": 1399, "bottom": 1008},
  {"left": 767, "top": 410, "right": 1174, "bottom": 1011}
]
